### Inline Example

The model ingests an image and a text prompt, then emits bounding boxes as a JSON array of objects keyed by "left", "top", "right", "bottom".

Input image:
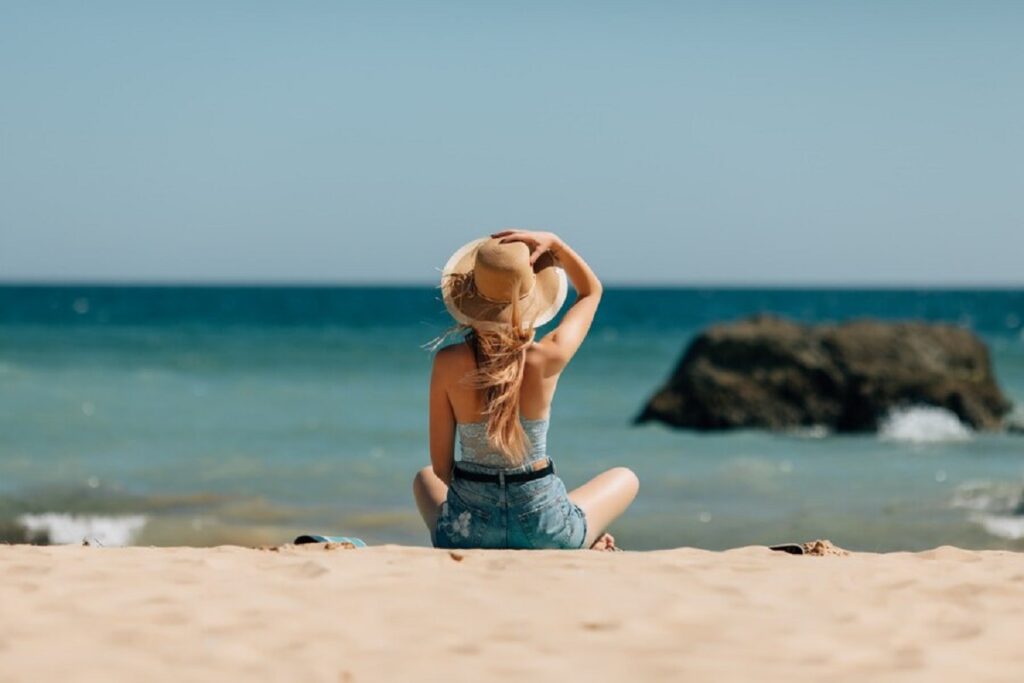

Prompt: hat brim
[{"left": 441, "top": 237, "right": 568, "bottom": 328}]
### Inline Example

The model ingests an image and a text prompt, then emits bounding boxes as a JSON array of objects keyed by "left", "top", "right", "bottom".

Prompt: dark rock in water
[
  {"left": 0, "top": 519, "right": 49, "bottom": 545},
  {"left": 636, "top": 316, "right": 1011, "bottom": 432}
]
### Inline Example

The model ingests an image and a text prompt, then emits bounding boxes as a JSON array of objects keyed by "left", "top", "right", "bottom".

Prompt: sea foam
[
  {"left": 974, "top": 515, "right": 1024, "bottom": 541},
  {"left": 16, "top": 513, "right": 148, "bottom": 546},
  {"left": 952, "top": 480, "right": 1024, "bottom": 540},
  {"left": 878, "top": 406, "right": 972, "bottom": 444}
]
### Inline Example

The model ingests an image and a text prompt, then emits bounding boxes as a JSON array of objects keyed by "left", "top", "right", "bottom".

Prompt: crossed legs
[
  {"left": 567, "top": 467, "right": 640, "bottom": 549},
  {"left": 412, "top": 465, "right": 639, "bottom": 549},
  {"left": 412, "top": 467, "right": 448, "bottom": 533}
]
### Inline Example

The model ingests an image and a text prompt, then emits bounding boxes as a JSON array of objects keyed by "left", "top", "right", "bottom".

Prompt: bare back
[{"left": 439, "top": 339, "right": 562, "bottom": 425}]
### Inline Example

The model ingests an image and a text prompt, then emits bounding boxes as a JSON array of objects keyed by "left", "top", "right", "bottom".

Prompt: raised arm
[{"left": 492, "top": 230, "right": 602, "bottom": 372}]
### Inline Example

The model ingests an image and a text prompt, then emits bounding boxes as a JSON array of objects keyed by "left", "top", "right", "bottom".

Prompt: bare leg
[
  {"left": 413, "top": 467, "right": 448, "bottom": 533},
  {"left": 568, "top": 467, "right": 639, "bottom": 549}
]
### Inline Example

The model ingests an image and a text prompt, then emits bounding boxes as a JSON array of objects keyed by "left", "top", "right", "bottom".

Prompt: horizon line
[{"left": 1, "top": 279, "right": 1023, "bottom": 291}]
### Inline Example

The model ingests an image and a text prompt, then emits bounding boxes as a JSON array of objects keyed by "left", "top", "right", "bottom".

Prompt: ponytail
[{"left": 465, "top": 301, "right": 533, "bottom": 462}]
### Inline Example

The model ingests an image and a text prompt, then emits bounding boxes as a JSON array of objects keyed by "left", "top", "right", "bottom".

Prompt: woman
[{"left": 413, "top": 229, "right": 639, "bottom": 550}]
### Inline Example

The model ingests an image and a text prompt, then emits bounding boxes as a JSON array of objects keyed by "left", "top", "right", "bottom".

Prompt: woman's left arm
[{"left": 429, "top": 353, "right": 456, "bottom": 484}]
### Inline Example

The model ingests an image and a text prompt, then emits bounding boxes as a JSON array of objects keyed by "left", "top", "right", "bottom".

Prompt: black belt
[{"left": 453, "top": 461, "right": 554, "bottom": 484}]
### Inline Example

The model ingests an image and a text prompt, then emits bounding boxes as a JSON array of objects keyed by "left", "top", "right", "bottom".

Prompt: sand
[{"left": 2, "top": 544, "right": 1023, "bottom": 682}]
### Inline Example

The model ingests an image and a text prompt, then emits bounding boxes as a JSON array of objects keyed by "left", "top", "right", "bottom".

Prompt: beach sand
[{"left": 2, "top": 544, "right": 1023, "bottom": 682}]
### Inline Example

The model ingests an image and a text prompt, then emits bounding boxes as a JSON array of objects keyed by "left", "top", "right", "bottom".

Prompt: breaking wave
[
  {"left": 16, "top": 513, "right": 148, "bottom": 546},
  {"left": 878, "top": 406, "right": 972, "bottom": 444},
  {"left": 974, "top": 515, "right": 1024, "bottom": 541},
  {"left": 951, "top": 480, "right": 1024, "bottom": 540}
]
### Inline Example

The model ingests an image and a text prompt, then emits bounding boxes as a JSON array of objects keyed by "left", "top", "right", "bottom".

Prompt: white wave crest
[
  {"left": 952, "top": 479, "right": 1022, "bottom": 512},
  {"left": 16, "top": 513, "right": 148, "bottom": 546},
  {"left": 1006, "top": 405, "right": 1024, "bottom": 433},
  {"left": 973, "top": 514, "right": 1024, "bottom": 541},
  {"left": 951, "top": 480, "right": 1024, "bottom": 540},
  {"left": 879, "top": 406, "right": 972, "bottom": 444}
]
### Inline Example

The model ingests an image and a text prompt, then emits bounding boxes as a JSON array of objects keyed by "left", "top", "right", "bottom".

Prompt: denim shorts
[{"left": 433, "top": 462, "right": 588, "bottom": 550}]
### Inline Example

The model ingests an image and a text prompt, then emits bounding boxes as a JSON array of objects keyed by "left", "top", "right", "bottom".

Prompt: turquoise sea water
[{"left": 1, "top": 286, "right": 1023, "bottom": 551}]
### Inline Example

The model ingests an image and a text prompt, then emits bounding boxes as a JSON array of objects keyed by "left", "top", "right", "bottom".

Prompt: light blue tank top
[{"left": 457, "top": 416, "right": 549, "bottom": 469}]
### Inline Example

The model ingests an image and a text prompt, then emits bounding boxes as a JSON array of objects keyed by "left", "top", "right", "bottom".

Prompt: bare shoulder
[{"left": 433, "top": 340, "right": 474, "bottom": 378}]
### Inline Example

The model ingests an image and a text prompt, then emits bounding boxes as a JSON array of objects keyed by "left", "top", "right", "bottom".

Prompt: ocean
[{"left": 1, "top": 285, "right": 1023, "bottom": 551}]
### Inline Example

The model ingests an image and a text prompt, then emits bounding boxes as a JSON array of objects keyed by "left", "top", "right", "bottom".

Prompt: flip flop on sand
[
  {"left": 769, "top": 543, "right": 805, "bottom": 555},
  {"left": 293, "top": 535, "right": 367, "bottom": 547},
  {"left": 769, "top": 540, "right": 849, "bottom": 556}
]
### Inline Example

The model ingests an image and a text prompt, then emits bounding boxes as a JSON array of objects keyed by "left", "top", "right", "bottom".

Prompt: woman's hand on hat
[{"left": 491, "top": 230, "right": 562, "bottom": 265}]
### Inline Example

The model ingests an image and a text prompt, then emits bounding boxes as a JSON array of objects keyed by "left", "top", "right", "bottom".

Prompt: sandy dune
[{"left": 2, "top": 544, "right": 1023, "bottom": 681}]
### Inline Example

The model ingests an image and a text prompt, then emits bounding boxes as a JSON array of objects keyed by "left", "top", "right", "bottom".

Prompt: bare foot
[{"left": 589, "top": 533, "right": 618, "bottom": 551}]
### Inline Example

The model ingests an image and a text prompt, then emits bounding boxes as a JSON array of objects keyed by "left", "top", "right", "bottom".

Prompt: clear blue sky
[{"left": 1, "top": 1, "right": 1021, "bottom": 285}]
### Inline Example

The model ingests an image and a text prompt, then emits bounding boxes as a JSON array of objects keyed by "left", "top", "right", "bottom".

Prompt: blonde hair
[{"left": 430, "top": 290, "right": 534, "bottom": 463}]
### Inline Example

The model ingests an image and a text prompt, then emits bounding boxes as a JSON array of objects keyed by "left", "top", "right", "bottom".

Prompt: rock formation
[{"left": 636, "top": 316, "right": 1012, "bottom": 432}]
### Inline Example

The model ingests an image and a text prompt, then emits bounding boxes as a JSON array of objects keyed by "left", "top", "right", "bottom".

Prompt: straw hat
[{"left": 441, "top": 237, "right": 568, "bottom": 328}]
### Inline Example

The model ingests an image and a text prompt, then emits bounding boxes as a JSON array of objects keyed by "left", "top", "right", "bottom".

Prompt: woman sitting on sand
[{"left": 413, "top": 230, "right": 639, "bottom": 550}]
